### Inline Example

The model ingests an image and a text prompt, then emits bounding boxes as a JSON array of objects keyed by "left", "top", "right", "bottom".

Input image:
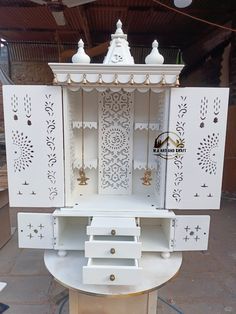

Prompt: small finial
[
  {"left": 152, "top": 40, "right": 158, "bottom": 48},
  {"left": 145, "top": 40, "right": 164, "bottom": 64},
  {"left": 115, "top": 20, "right": 123, "bottom": 35},
  {"left": 72, "top": 39, "right": 91, "bottom": 64},
  {"left": 78, "top": 39, "right": 83, "bottom": 48}
]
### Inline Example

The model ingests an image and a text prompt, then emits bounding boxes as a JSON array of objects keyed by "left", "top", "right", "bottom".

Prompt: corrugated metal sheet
[
  {"left": 0, "top": 31, "right": 56, "bottom": 42},
  {"left": 0, "top": 7, "right": 57, "bottom": 29},
  {"left": 7, "top": 42, "right": 75, "bottom": 62},
  {"left": 0, "top": 0, "right": 233, "bottom": 49}
]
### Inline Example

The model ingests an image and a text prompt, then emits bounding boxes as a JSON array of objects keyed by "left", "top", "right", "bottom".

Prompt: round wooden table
[{"left": 44, "top": 250, "right": 182, "bottom": 314}]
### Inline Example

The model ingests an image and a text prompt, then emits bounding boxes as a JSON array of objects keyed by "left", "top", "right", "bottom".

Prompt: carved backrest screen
[{"left": 98, "top": 90, "right": 134, "bottom": 194}]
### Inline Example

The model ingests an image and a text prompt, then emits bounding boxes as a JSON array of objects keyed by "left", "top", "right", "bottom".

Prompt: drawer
[
  {"left": 85, "top": 235, "right": 141, "bottom": 259},
  {"left": 83, "top": 258, "right": 141, "bottom": 285},
  {"left": 87, "top": 217, "right": 140, "bottom": 236}
]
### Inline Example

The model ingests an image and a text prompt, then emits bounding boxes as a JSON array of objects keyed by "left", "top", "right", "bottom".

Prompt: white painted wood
[
  {"left": 173, "top": 215, "right": 210, "bottom": 251},
  {"left": 72, "top": 39, "right": 90, "bottom": 64},
  {"left": 98, "top": 89, "right": 134, "bottom": 194},
  {"left": 73, "top": 158, "right": 97, "bottom": 170},
  {"left": 83, "top": 258, "right": 141, "bottom": 285},
  {"left": 87, "top": 216, "right": 140, "bottom": 236},
  {"left": 49, "top": 63, "right": 184, "bottom": 85},
  {"left": 63, "top": 87, "right": 77, "bottom": 206},
  {"left": 44, "top": 250, "right": 182, "bottom": 294},
  {"left": 141, "top": 227, "right": 172, "bottom": 252},
  {"left": 165, "top": 87, "right": 229, "bottom": 209},
  {"left": 71, "top": 194, "right": 163, "bottom": 212},
  {"left": 55, "top": 208, "right": 175, "bottom": 218},
  {"left": 140, "top": 218, "right": 174, "bottom": 252},
  {"left": 54, "top": 216, "right": 88, "bottom": 250},
  {"left": 18, "top": 213, "right": 54, "bottom": 249},
  {"left": 154, "top": 90, "right": 170, "bottom": 208},
  {"left": 133, "top": 90, "right": 165, "bottom": 196},
  {"left": 85, "top": 235, "right": 141, "bottom": 258},
  {"left": 134, "top": 122, "right": 159, "bottom": 131},
  {"left": 133, "top": 160, "right": 156, "bottom": 170},
  {"left": 145, "top": 40, "right": 164, "bottom": 64},
  {"left": 63, "top": 88, "right": 99, "bottom": 201},
  {"left": 72, "top": 121, "right": 97, "bottom": 129},
  {"left": 3, "top": 85, "right": 64, "bottom": 207}
]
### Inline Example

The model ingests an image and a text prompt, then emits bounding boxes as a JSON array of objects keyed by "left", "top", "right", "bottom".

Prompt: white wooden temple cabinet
[{"left": 3, "top": 20, "right": 229, "bottom": 287}]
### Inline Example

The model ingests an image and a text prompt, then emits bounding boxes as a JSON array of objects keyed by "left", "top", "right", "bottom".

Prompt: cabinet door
[
  {"left": 173, "top": 215, "right": 210, "bottom": 251},
  {"left": 165, "top": 88, "right": 229, "bottom": 209},
  {"left": 3, "top": 85, "right": 64, "bottom": 207},
  {"left": 18, "top": 213, "right": 54, "bottom": 249}
]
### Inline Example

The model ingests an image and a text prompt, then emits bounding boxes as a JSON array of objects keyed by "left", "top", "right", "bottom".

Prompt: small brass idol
[
  {"left": 141, "top": 169, "right": 152, "bottom": 186},
  {"left": 77, "top": 168, "right": 89, "bottom": 186}
]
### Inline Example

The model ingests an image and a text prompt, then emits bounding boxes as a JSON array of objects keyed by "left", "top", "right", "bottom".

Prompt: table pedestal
[{"left": 69, "top": 289, "right": 158, "bottom": 314}]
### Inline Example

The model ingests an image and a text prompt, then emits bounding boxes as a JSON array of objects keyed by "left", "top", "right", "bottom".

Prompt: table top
[{"left": 44, "top": 250, "right": 182, "bottom": 297}]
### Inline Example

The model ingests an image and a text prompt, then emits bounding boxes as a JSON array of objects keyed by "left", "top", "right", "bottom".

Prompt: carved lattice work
[
  {"left": 154, "top": 91, "right": 168, "bottom": 208},
  {"left": 98, "top": 90, "right": 134, "bottom": 194}
]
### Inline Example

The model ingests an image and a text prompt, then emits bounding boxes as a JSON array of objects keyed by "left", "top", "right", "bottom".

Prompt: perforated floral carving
[
  {"left": 45, "top": 94, "right": 58, "bottom": 200},
  {"left": 197, "top": 133, "right": 219, "bottom": 175},
  {"left": 12, "top": 130, "right": 34, "bottom": 172},
  {"left": 99, "top": 90, "right": 133, "bottom": 193}
]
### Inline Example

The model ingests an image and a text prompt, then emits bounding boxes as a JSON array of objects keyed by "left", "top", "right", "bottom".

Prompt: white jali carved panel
[
  {"left": 165, "top": 88, "right": 229, "bottom": 209},
  {"left": 98, "top": 90, "right": 134, "bottom": 194},
  {"left": 3, "top": 85, "right": 64, "bottom": 207}
]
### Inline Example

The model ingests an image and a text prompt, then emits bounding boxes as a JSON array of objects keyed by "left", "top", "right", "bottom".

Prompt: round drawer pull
[
  {"left": 110, "top": 274, "right": 115, "bottom": 281},
  {"left": 110, "top": 248, "right": 116, "bottom": 254},
  {"left": 111, "top": 229, "right": 116, "bottom": 236}
]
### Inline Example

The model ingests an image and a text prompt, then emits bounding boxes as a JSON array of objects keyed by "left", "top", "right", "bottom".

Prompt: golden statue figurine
[
  {"left": 141, "top": 168, "right": 152, "bottom": 186},
  {"left": 77, "top": 167, "right": 89, "bottom": 186}
]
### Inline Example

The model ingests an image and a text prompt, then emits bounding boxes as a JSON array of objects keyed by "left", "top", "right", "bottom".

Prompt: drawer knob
[
  {"left": 110, "top": 248, "right": 116, "bottom": 254},
  {"left": 110, "top": 274, "right": 115, "bottom": 281},
  {"left": 111, "top": 229, "right": 116, "bottom": 236}
]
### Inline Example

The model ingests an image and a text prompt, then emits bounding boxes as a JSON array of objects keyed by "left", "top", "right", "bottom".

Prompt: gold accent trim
[
  {"left": 114, "top": 74, "right": 119, "bottom": 85},
  {"left": 144, "top": 74, "right": 150, "bottom": 85},
  {"left": 53, "top": 75, "right": 58, "bottom": 84},
  {"left": 129, "top": 74, "right": 134, "bottom": 85},
  {"left": 82, "top": 74, "right": 87, "bottom": 84},
  {"left": 60, "top": 82, "right": 175, "bottom": 88},
  {"left": 175, "top": 75, "right": 180, "bottom": 87},
  {"left": 98, "top": 74, "right": 103, "bottom": 84},
  {"left": 54, "top": 73, "right": 176, "bottom": 88},
  {"left": 161, "top": 74, "right": 166, "bottom": 86}
]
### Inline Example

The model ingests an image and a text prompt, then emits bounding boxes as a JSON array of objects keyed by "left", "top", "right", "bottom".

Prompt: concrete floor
[{"left": 0, "top": 198, "right": 235, "bottom": 314}]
